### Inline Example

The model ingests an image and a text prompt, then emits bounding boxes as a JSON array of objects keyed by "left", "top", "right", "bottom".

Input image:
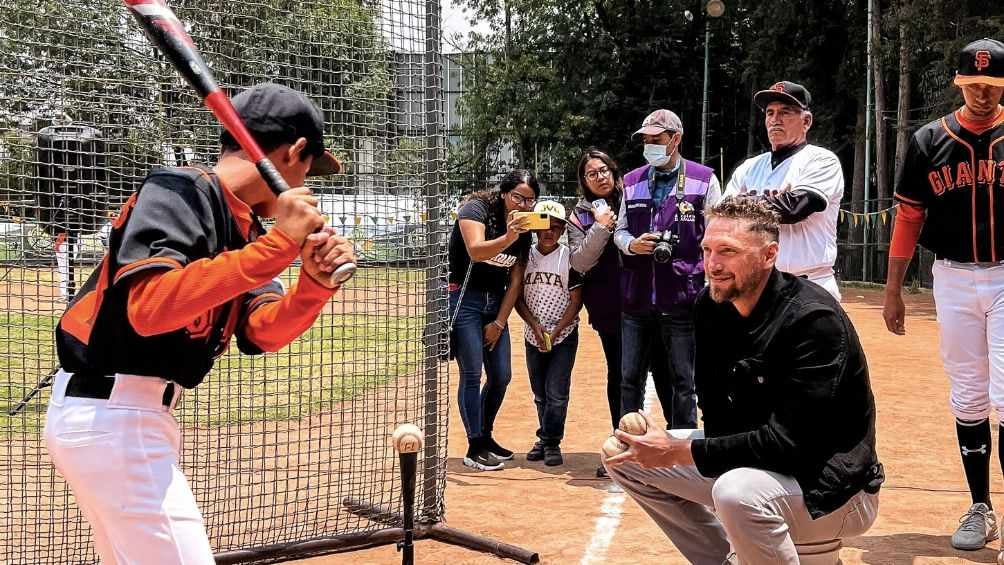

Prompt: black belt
[{"left": 65, "top": 373, "right": 175, "bottom": 407}]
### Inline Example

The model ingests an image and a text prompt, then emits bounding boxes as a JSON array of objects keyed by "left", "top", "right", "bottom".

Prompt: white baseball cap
[{"left": 533, "top": 200, "right": 567, "bottom": 224}]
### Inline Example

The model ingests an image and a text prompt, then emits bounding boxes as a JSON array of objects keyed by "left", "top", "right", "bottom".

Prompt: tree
[
  {"left": 1, "top": 0, "right": 393, "bottom": 208},
  {"left": 453, "top": 0, "right": 867, "bottom": 196}
]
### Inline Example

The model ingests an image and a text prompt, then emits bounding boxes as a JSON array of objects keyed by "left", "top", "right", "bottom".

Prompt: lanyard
[{"left": 648, "top": 161, "right": 687, "bottom": 230}]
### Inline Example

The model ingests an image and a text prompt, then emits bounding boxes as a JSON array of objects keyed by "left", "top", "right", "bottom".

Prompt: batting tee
[{"left": 0, "top": 0, "right": 528, "bottom": 562}]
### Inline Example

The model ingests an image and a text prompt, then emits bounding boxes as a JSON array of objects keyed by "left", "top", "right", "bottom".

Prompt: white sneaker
[{"left": 462, "top": 449, "right": 504, "bottom": 471}]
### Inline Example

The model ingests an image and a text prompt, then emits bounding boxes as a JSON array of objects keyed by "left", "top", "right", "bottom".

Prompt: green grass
[
  {"left": 0, "top": 311, "right": 424, "bottom": 434},
  {"left": 339, "top": 265, "right": 425, "bottom": 289}
]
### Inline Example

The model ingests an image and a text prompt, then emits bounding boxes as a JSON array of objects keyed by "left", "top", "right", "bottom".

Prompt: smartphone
[
  {"left": 512, "top": 211, "right": 551, "bottom": 230},
  {"left": 592, "top": 198, "right": 609, "bottom": 212}
]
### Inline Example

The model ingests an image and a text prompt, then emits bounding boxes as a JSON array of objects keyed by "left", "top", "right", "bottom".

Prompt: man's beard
[{"left": 709, "top": 268, "right": 767, "bottom": 304}]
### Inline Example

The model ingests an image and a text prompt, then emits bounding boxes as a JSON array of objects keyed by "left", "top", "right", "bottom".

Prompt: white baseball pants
[
  {"left": 933, "top": 259, "right": 1004, "bottom": 421},
  {"left": 44, "top": 369, "right": 213, "bottom": 564},
  {"left": 791, "top": 266, "right": 841, "bottom": 302}
]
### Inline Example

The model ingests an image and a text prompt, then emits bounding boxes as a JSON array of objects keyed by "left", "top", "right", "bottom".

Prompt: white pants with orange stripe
[
  {"left": 44, "top": 369, "right": 213, "bottom": 564},
  {"left": 933, "top": 260, "right": 1004, "bottom": 421}
]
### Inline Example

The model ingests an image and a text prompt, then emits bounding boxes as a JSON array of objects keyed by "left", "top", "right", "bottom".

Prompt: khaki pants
[{"left": 605, "top": 429, "right": 879, "bottom": 565}]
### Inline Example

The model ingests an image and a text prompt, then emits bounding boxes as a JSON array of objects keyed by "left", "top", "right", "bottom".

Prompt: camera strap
[{"left": 669, "top": 160, "right": 687, "bottom": 233}]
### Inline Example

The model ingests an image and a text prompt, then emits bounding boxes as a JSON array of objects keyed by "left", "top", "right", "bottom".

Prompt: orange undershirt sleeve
[
  {"left": 126, "top": 228, "right": 300, "bottom": 336},
  {"left": 241, "top": 270, "right": 339, "bottom": 353},
  {"left": 889, "top": 202, "right": 925, "bottom": 259}
]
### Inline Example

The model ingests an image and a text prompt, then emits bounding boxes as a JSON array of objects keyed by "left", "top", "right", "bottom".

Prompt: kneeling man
[{"left": 604, "top": 197, "right": 883, "bottom": 565}]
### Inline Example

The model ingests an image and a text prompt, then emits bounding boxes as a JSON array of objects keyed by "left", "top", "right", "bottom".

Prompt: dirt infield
[{"left": 305, "top": 286, "right": 1002, "bottom": 564}]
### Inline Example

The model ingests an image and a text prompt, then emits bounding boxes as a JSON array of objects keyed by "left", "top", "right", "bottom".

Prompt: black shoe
[
  {"left": 544, "top": 445, "right": 563, "bottom": 466},
  {"left": 526, "top": 442, "right": 545, "bottom": 461},
  {"left": 596, "top": 464, "right": 609, "bottom": 478},
  {"left": 483, "top": 437, "right": 514, "bottom": 461},
  {"left": 463, "top": 448, "right": 504, "bottom": 471}
]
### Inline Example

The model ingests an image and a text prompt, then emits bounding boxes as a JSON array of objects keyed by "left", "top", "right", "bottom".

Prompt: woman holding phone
[
  {"left": 567, "top": 150, "right": 622, "bottom": 477},
  {"left": 449, "top": 169, "right": 539, "bottom": 471}
]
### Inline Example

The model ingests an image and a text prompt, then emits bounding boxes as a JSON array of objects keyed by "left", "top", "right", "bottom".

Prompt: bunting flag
[{"left": 837, "top": 203, "right": 899, "bottom": 228}]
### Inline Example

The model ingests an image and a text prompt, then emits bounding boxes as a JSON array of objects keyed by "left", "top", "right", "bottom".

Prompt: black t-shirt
[
  {"left": 895, "top": 111, "right": 1004, "bottom": 262},
  {"left": 448, "top": 195, "right": 530, "bottom": 294}
]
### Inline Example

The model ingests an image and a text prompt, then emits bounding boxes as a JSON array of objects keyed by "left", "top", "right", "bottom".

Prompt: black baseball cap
[
  {"left": 753, "top": 81, "right": 812, "bottom": 111},
  {"left": 955, "top": 38, "right": 1004, "bottom": 87},
  {"left": 226, "top": 83, "right": 342, "bottom": 176}
]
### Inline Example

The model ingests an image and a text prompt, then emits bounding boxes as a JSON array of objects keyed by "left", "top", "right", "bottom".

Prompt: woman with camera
[{"left": 448, "top": 169, "right": 539, "bottom": 471}]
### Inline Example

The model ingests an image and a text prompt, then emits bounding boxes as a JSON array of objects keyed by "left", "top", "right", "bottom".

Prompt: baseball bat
[{"left": 122, "top": 0, "right": 356, "bottom": 284}]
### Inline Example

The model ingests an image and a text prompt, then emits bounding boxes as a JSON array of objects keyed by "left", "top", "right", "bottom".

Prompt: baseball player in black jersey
[
  {"left": 43, "top": 83, "right": 357, "bottom": 563},
  {"left": 884, "top": 38, "right": 1004, "bottom": 557}
]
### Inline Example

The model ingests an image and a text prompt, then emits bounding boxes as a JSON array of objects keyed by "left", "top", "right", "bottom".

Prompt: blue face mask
[{"left": 643, "top": 144, "right": 671, "bottom": 167}]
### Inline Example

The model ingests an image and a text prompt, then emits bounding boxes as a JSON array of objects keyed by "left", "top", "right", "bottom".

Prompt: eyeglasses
[
  {"left": 509, "top": 192, "right": 537, "bottom": 207},
  {"left": 585, "top": 167, "right": 612, "bottom": 182}
]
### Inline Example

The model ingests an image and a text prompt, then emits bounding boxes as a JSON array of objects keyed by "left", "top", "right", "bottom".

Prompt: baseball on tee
[{"left": 522, "top": 245, "right": 582, "bottom": 349}]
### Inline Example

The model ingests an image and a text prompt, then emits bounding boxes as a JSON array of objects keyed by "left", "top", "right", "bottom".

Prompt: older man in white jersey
[{"left": 723, "top": 81, "right": 844, "bottom": 300}]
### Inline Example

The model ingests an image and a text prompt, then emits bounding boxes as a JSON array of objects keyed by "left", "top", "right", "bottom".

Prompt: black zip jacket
[{"left": 690, "top": 269, "right": 883, "bottom": 518}]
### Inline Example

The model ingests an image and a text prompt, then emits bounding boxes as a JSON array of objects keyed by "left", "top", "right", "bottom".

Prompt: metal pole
[
  {"left": 863, "top": 0, "right": 873, "bottom": 281},
  {"left": 701, "top": 19, "right": 711, "bottom": 164},
  {"left": 421, "top": 0, "right": 446, "bottom": 523}
]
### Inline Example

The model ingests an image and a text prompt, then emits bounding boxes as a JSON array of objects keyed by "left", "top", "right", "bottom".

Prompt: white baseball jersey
[
  {"left": 522, "top": 244, "right": 582, "bottom": 348},
  {"left": 723, "top": 144, "right": 844, "bottom": 277}
]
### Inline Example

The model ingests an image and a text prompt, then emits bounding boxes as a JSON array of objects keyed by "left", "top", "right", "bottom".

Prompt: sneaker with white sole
[
  {"left": 952, "top": 502, "right": 998, "bottom": 550},
  {"left": 482, "top": 437, "right": 514, "bottom": 461},
  {"left": 463, "top": 449, "right": 504, "bottom": 471}
]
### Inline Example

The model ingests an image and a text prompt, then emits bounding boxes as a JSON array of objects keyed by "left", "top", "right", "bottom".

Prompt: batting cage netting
[{"left": 0, "top": 0, "right": 451, "bottom": 562}]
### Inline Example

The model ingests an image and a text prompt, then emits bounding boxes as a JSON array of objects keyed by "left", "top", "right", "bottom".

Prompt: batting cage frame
[{"left": 0, "top": 0, "right": 536, "bottom": 563}]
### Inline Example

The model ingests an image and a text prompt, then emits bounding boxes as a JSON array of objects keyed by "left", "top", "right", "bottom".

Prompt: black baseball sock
[
  {"left": 998, "top": 424, "right": 1004, "bottom": 491},
  {"left": 957, "top": 418, "right": 992, "bottom": 507}
]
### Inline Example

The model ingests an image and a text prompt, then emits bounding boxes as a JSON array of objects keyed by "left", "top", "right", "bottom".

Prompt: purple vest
[
  {"left": 571, "top": 207, "right": 621, "bottom": 334},
  {"left": 620, "top": 160, "right": 714, "bottom": 314}
]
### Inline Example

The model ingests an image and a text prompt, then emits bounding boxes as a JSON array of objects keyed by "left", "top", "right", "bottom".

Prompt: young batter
[{"left": 44, "top": 83, "right": 356, "bottom": 564}]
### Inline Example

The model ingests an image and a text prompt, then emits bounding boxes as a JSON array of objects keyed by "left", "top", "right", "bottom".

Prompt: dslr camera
[{"left": 652, "top": 230, "right": 680, "bottom": 264}]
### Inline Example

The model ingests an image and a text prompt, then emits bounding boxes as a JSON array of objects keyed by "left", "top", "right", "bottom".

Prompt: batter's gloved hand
[{"left": 274, "top": 187, "right": 324, "bottom": 246}]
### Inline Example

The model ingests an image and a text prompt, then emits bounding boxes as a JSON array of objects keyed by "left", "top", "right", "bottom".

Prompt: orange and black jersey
[
  {"left": 56, "top": 165, "right": 336, "bottom": 388},
  {"left": 895, "top": 108, "right": 1004, "bottom": 263}
]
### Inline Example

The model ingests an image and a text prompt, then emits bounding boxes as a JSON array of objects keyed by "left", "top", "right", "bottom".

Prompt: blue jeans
[
  {"left": 449, "top": 289, "right": 512, "bottom": 440},
  {"left": 525, "top": 329, "right": 578, "bottom": 446},
  {"left": 596, "top": 327, "right": 622, "bottom": 431},
  {"left": 621, "top": 309, "right": 697, "bottom": 429}
]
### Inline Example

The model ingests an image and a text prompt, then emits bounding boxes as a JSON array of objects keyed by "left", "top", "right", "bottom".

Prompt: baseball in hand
[
  {"left": 392, "top": 424, "right": 424, "bottom": 454},
  {"left": 618, "top": 412, "right": 648, "bottom": 436},
  {"left": 602, "top": 435, "right": 628, "bottom": 458}
]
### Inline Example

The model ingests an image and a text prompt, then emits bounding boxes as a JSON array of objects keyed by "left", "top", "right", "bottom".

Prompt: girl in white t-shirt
[{"left": 515, "top": 201, "right": 584, "bottom": 466}]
